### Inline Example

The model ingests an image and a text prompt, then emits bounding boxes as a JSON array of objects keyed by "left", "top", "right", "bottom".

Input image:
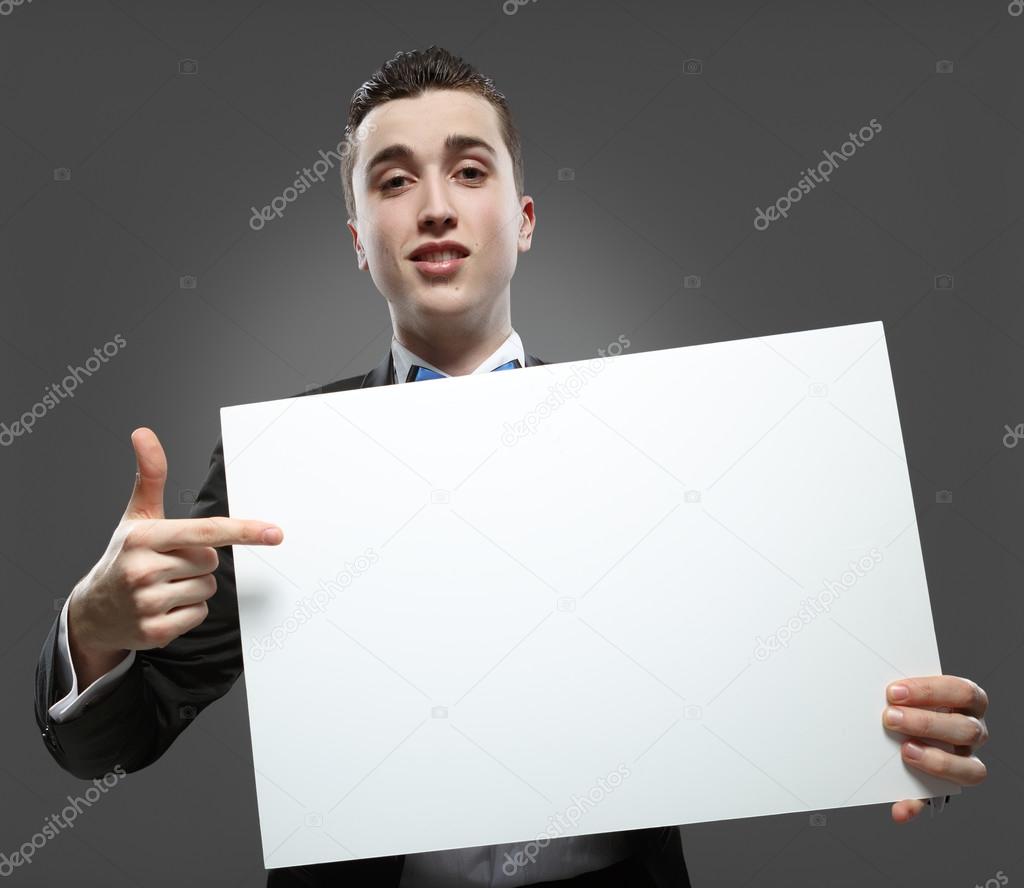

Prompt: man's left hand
[{"left": 883, "top": 675, "right": 989, "bottom": 822}]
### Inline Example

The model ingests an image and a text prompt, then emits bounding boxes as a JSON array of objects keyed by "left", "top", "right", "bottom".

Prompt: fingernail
[
  {"left": 903, "top": 741, "right": 924, "bottom": 760},
  {"left": 262, "top": 527, "right": 282, "bottom": 544},
  {"left": 889, "top": 684, "right": 910, "bottom": 702},
  {"left": 884, "top": 707, "right": 904, "bottom": 726}
]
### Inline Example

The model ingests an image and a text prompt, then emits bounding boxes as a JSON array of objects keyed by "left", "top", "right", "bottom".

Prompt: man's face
[{"left": 347, "top": 89, "right": 534, "bottom": 323}]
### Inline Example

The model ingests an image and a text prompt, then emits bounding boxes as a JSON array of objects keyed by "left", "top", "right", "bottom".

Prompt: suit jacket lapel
[{"left": 360, "top": 350, "right": 395, "bottom": 388}]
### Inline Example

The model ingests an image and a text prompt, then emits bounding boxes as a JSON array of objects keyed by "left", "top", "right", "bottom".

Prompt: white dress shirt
[{"left": 49, "top": 327, "right": 636, "bottom": 885}]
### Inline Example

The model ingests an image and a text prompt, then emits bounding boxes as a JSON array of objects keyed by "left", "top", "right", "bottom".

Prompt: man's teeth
[{"left": 416, "top": 250, "right": 464, "bottom": 262}]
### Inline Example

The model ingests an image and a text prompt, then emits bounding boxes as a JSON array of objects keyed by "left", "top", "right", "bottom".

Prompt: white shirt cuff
[{"left": 48, "top": 590, "right": 135, "bottom": 723}]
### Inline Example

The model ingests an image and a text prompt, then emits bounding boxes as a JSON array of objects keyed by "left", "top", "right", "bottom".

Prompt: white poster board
[{"left": 220, "top": 320, "right": 957, "bottom": 870}]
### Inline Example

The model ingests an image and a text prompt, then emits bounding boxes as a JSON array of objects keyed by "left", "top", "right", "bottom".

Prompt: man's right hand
[{"left": 66, "top": 427, "right": 284, "bottom": 687}]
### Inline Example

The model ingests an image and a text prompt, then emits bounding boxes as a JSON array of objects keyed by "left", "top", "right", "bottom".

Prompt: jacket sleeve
[{"left": 33, "top": 434, "right": 245, "bottom": 779}]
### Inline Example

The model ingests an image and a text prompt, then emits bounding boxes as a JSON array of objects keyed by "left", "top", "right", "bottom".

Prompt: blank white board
[{"left": 220, "top": 320, "right": 957, "bottom": 870}]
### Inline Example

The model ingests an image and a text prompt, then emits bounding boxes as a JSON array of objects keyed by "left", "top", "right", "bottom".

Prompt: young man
[{"left": 35, "top": 45, "right": 990, "bottom": 888}]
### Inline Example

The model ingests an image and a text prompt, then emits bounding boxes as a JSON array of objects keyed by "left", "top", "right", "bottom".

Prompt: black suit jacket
[{"left": 34, "top": 349, "right": 690, "bottom": 887}]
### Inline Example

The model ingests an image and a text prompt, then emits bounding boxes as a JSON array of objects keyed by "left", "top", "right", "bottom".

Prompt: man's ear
[
  {"left": 347, "top": 219, "right": 368, "bottom": 271},
  {"left": 517, "top": 195, "right": 536, "bottom": 253}
]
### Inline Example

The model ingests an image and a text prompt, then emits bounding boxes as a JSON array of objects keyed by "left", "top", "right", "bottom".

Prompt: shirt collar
[{"left": 391, "top": 329, "right": 525, "bottom": 384}]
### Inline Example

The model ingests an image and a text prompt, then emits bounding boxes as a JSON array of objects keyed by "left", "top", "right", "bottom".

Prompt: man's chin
[{"left": 406, "top": 281, "right": 479, "bottom": 313}]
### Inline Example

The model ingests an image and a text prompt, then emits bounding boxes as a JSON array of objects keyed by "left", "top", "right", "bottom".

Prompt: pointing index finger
[{"left": 139, "top": 517, "right": 284, "bottom": 551}]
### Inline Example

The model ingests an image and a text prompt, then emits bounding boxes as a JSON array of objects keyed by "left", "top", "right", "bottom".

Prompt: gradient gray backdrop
[{"left": 2, "top": 0, "right": 1022, "bottom": 885}]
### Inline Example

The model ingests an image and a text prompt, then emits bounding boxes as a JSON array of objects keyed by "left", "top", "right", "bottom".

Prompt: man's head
[{"left": 342, "top": 46, "right": 535, "bottom": 341}]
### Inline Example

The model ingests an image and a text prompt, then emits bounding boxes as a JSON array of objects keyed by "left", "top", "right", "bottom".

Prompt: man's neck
[
  {"left": 390, "top": 304, "right": 514, "bottom": 377},
  {"left": 393, "top": 327, "right": 513, "bottom": 377}
]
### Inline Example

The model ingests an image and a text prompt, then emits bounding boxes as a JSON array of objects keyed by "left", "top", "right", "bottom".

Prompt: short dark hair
[{"left": 341, "top": 45, "right": 524, "bottom": 221}]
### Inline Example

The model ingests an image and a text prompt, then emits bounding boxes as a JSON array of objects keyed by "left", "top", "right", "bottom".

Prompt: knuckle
[
  {"left": 964, "top": 716, "right": 986, "bottom": 746},
  {"left": 195, "top": 517, "right": 219, "bottom": 544},
  {"left": 123, "top": 523, "right": 153, "bottom": 550},
  {"left": 970, "top": 758, "right": 988, "bottom": 785},
  {"left": 139, "top": 621, "right": 175, "bottom": 649},
  {"left": 971, "top": 680, "right": 989, "bottom": 715},
  {"left": 189, "top": 601, "right": 210, "bottom": 627},
  {"left": 132, "top": 589, "right": 162, "bottom": 617},
  {"left": 918, "top": 711, "right": 934, "bottom": 736},
  {"left": 122, "top": 560, "right": 158, "bottom": 589},
  {"left": 926, "top": 748, "right": 949, "bottom": 776},
  {"left": 959, "top": 680, "right": 979, "bottom": 710},
  {"left": 201, "top": 546, "right": 220, "bottom": 572}
]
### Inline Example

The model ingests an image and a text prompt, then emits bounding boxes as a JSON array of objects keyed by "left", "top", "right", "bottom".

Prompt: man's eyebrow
[
  {"left": 363, "top": 133, "right": 497, "bottom": 175},
  {"left": 444, "top": 133, "right": 497, "bottom": 157}
]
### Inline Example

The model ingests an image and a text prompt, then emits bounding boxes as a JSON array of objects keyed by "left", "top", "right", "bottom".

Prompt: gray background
[{"left": 2, "top": 0, "right": 1022, "bottom": 885}]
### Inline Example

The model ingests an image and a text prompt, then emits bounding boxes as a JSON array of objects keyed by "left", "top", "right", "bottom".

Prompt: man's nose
[{"left": 417, "top": 173, "right": 457, "bottom": 228}]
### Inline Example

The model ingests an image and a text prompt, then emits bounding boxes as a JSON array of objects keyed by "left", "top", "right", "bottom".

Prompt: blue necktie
[{"left": 406, "top": 357, "right": 521, "bottom": 383}]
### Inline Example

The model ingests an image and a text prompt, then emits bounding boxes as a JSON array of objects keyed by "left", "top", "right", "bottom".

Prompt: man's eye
[
  {"left": 459, "top": 167, "right": 486, "bottom": 182},
  {"left": 380, "top": 175, "right": 408, "bottom": 192}
]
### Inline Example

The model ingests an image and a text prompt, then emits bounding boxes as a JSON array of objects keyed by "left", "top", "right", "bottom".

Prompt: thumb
[{"left": 123, "top": 427, "right": 167, "bottom": 520}]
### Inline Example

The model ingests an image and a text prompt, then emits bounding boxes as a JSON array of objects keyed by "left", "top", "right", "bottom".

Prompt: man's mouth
[
  {"left": 409, "top": 247, "right": 469, "bottom": 276},
  {"left": 412, "top": 249, "right": 466, "bottom": 263}
]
